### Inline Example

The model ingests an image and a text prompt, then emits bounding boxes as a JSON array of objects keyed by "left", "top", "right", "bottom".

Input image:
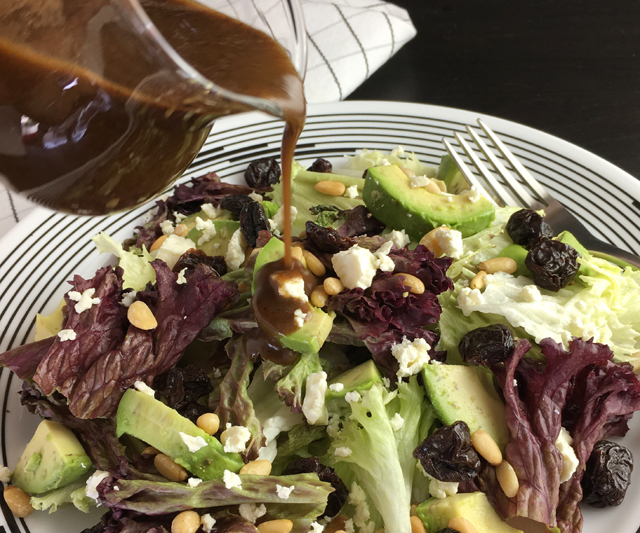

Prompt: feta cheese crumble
[
  {"left": 457, "top": 287, "right": 485, "bottom": 316},
  {"left": 390, "top": 413, "right": 405, "bottom": 431},
  {"left": 67, "top": 288, "right": 101, "bottom": 313},
  {"left": 434, "top": 226, "right": 463, "bottom": 259},
  {"left": 120, "top": 291, "right": 137, "bottom": 308},
  {"left": 520, "top": 284, "right": 542, "bottom": 302},
  {"left": 277, "top": 275, "right": 309, "bottom": 302},
  {"left": 466, "top": 186, "right": 482, "bottom": 203},
  {"left": 0, "top": 466, "right": 12, "bottom": 484},
  {"left": 302, "top": 371, "right": 329, "bottom": 425},
  {"left": 391, "top": 336, "right": 431, "bottom": 378},
  {"left": 332, "top": 245, "right": 378, "bottom": 289},
  {"left": 309, "top": 521, "right": 325, "bottom": 533},
  {"left": 294, "top": 308, "right": 307, "bottom": 328},
  {"left": 329, "top": 382, "right": 344, "bottom": 392},
  {"left": 387, "top": 229, "right": 410, "bottom": 249},
  {"left": 188, "top": 477, "right": 203, "bottom": 488},
  {"left": 57, "top": 329, "right": 76, "bottom": 342},
  {"left": 223, "top": 425, "right": 252, "bottom": 453},
  {"left": 344, "top": 519, "right": 355, "bottom": 533},
  {"left": 334, "top": 447, "right": 353, "bottom": 457},
  {"left": 344, "top": 184, "right": 359, "bottom": 199},
  {"left": 223, "top": 470, "right": 242, "bottom": 490},
  {"left": 160, "top": 219, "right": 175, "bottom": 235},
  {"left": 134, "top": 380, "right": 155, "bottom": 397},
  {"left": 373, "top": 241, "right": 395, "bottom": 272},
  {"left": 225, "top": 229, "right": 247, "bottom": 271},
  {"left": 556, "top": 427, "right": 579, "bottom": 482},
  {"left": 179, "top": 432, "right": 208, "bottom": 453},
  {"left": 239, "top": 503, "right": 267, "bottom": 523},
  {"left": 201, "top": 514, "right": 216, "bottom": 533},
  {"left": 273, "top": 205, "right": 298, "bottom": 232},
  {"left": 348, "top": 482, "right": 375, "bottom": 533},
  {"left": 249, "top": 192, "right": 263, "bottom": 202},
  {"left": 276, "top": 484, "right": 295, "bottom": 499},
  {"left": 195, "top": 216, "right": 217, "bottom": 245},
  {"left": 156, "top": 235, "right": 197, "bottom": 270},
  {"left": 201, "top": 203, "right": 224, "bottom": 220},
  {"left": 345, "top": 391, "right": 361, "bottom": 403},
  {"left": 176, "top": 267, "right": 188, "bottom": 285},
  {"left": 86, "top": 470, "right": 110, "bottom": 502},
  {"left": 409, "top": 175, "right": 431, "bottom": 188},
  {"left": 429, "top": 475, "right": 459, "bottom": 499}
]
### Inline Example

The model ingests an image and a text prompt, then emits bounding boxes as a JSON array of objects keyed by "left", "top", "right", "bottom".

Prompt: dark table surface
[{"left": 348, "top": 0, "right": 640, "bottom": 180}]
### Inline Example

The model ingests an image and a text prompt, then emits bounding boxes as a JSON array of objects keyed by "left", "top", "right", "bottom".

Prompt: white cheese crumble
[
  {"left": 332, "top": 245, "right": 378, "bottom": 289},
  {"left": 344, "top": 519, "right": 355, "bottom": 533},
  {"left": 201, "top": 203, "right": 224, "bottom": 220},
  {"left": 556, "top": 427, "right": 579, "bottom": 483},
  {"left": 373, "top": 240, "right": 395, "bottom": 272},
  {"left": 176, "top": 267, "right": 188, "bottom": 285},
  {"left": 276, "top": 484, "right": 295, "bottom": 499},
  {"left": 429, "top": 475, "right": 459, "bottom": 499},
  {"left": 387, "top": 229, "right": 410, "bottom": 249},
  {"left": 520, "top": 284, "right": 542, "bottom": 302},
  {"left": 378, "top": 159, "right": 391, "bottom": 166},
  {"left": 225, "top": 228, "right": 247, "bottom": 271},
  {"left": 329, "top": 382, "right": 344, "bottom": 392},
  {"left": 67, "top": 288, "right": 101, "bottom": 313},
  {"left": 201, "top": 513, "right": 216, "bottom": 533},
  {"left": 188, "top": 477, "right": 203, "bottom": 488},
  {"left": 409, "top": 175, "right": 431, "bottom": 189},
  {"left": 179, "top": 432, "right": 208, "bottom": 453},
  {"left": 160, "top": 219, "right": 175, "bottom": 235},
  {"left": 277, "top": 276, "right": 309, "bottom": 302},
  {"left": 334, "top": 447, "right": 353, "bottom": 457},
  {"left": 273, "top": 205, "right": 298, "bottom": 233},
  {"left": 223, "top": 470, "right": 242, "bottom": 490},
  {"left": 239, "top": 503, "right": 267, "bottom": 523},
  {"left": 457, "top": 287, "right": 485, "bottom": 316},
  {"left": 0, "top": 466, "right": 12, "bottom": 484},
  {"left": 344, "top": 184, "right": 359, "bottom": 199},
  {"left": 120, "top": 291, "right": 137, "bottom": 308},
  {"left": 434, "top": 226, "right": 464, "bottom": 259},
  {"left": 345, "top": 391, "right": 361, "bottom": 403},
  {"left": 268, "top": 218, "right": 279, "bottom": 236},
  {"left": 156, "top": 234, "right": 197, "bottom": 270},
  {"left": 391, "top": 336, "right": 431, "bottom": 378},
  {"left": 195, "top": 216, "right": 217, "bottom": 246},
  {"left": 382, "top": 377, "right": 391, "bottom": 389},
  {"left": 134, "top": 380, "right": 155, "bottom": 397},
  {"left": 327, "top": 414, "right": 342, "bottom": 438},
  {"left": 466, "top": 186, "right": 482, "bottom": 203},
  {"left": 390, "top": 413, "right": 405, "bottom": 431},
  {"left": 86, "top": 470, "right": 110, "bottom": 502},
  {"left": 348, "top": 482, "right": 374, "bottom": 533},
  {"left": 223, "top": 425, "right": 251, "bottom": 453},
  {"left": 258, "top": 407, "right": 305, "bottom": 462},
  {"left": 174, "top": 212, "right": 187, "bottom": 223},
  {"left": 391, "top": 146, "right": 405, "bottom": 157},
  {"left": 302, "top": 371, "right": 329, "bottom": 425},
  {"left": 57, "top": 329, "right": 77, "bottom": 342},
  {"left": 249, "top": 192, "right": 263, "bottom": 202},
  {"left": 294, "top": 308, "right": 307, "bottom": 328},
  {"left": 309, "top": 521, "right": 325, "bottom": 533}
]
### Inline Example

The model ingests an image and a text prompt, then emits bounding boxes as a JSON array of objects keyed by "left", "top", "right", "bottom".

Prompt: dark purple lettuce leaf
[
  {"left": 0, "top": 337, "right": 54, "bottom": 380},
  {"left": 130, "top": 199, "right": 169, "bottom": 251},
  {"left": 217, "top": 336, "right": 264, "bottom": 461},
  {"left": 388, "top": 244, "right": 454, "bottom": 295},
  {"left": 337, "top": 205, "right": 385, "bottom": 237}
]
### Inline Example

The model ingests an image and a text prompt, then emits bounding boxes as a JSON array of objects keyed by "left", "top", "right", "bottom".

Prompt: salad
[{"left": 0, "top": 146, "right": 639, "bottom": 533}]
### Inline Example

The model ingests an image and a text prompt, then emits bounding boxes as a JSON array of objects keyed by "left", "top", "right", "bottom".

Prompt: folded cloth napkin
[{"left": 0, "top": 0, "right": 415, "bottom": 236}]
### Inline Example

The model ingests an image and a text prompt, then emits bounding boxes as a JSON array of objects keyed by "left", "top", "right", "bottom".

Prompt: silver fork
[{"left": 442, "top": 119, "right": 640, "bottom": 270}]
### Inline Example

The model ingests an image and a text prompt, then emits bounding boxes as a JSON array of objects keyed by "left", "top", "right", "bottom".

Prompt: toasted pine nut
[
  {"left": 496, "top": 460, "right": 519, "bottom": 498},
  {"left": 470, "top": 270, "right": 488, "bottom": 290},
  {"left": 425, "top": 180, "right": 442, "bottom": 195},
  {"left": 303, "top": 250, "right": 326, "bottom": 277},
  {"left": 251, "top": 247, "right": 263, "bottom": 258},
  {"left": 419, "top": 228, "right": 443, "bottom": 257},
  {"left": 127, "top": 301, "right": 158, "bottom": 330},
  {"left": 291, "top": 246, "right": 304, "bottom": 263},
  {"left": 400, "top": 167, "right": 416, "bottom": 178},
  {"left": 196, "top": 413, "right": 220, "bottom": 436},
  {"left": 323, "top": 277, "right": 345, "bottom": 296},
  {"left": 471, "top": 430, "right": 503, "bottom": 466},
  {"left": 257, "top": 519, "right": 294, "bottom": 533},
  {"left": 448, "top": 517, "right": 479, "bottom": 533},
  {"left": 477, "top": 257, "right": 517, "bottom": 275},
  {"left": 237, "top": 282, "right": 250, "bottom": 293},
  {"left": 433, "top": 178, "right": 447, "bottom": 193},
  {"left": 150, "top": 234, "right": 168, "bottom": 252},
  {"left": 171, "top": 510, "right": 201, "bottom": 533},
  {"left": 173, "top": 223, "right": 188, "bottom": 237},
  {"left": 410, "top": 503, "right": 419, "bottom": 517},
  {"left": 410, "top": 516, "right": 426, "bottom": 533},
  {"left": 240, "top": 459, "right": 272, "bottom": 476},
  {"left": 324, "top": 515, "right": 348, "bottom": 533},
  {"left": 292, "top": 241, "right": 305, "bottom": 249},
  {"left": 142, "top": 446, "right": 160, "bottom": 455},
  {"left": 3, "top": 486, "right": 33, "bottom": 518},
  {"left": 311, "top": 286, "right": 329, "bottom": 308},
  {"left": 393, "top": 273, "right": 425, "bottom": 295},
  {"left": 315, "top": 180, "right": 346, "bottom": 196},
  {"left": 154, "top": 453, "right": 188, "bottom": 482}
]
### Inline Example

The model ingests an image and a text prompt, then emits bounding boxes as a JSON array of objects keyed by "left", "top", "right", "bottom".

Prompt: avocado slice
[
  {"left": 116, "top": 389, "right": 243, "bottom": 479},
  {"left": 12, "top": 420, "right": 92, "bottom": 495},
  {"left": 34, "top": 299, "right": 66, "bottom": 341},
  {"left": 184, "top": 216, "right": 240, "bottom": 257},
  {"left": 363, "top": 165, "right": 495, "bottom": 240},
  {"left": 326, "top": 360, "right": 382, "bottom": 400},
  {"left": 417, "top": 492, "right": 523, "bottom": 533},
  {"left": 436, "top": 154, "right": 471, "bottom": 195},
  {"left": 498, "top": 244, "right": 532, "bottom": 278},
  {"left": 261, "top": 200, "right": 279, "bottom": 219},
  {"left": 422, "top": 364, "right": 509, "bottom": 450}
]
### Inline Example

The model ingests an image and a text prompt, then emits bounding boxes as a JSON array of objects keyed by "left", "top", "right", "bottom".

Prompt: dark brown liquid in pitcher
[{"left": 0, "top": 0, "right": 305, "bottom": 216}]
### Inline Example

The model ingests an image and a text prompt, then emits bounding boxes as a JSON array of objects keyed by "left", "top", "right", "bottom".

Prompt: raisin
[
  {"left": 582, "top": 440, "right": 633, "bottom": 507},
  {"left": 307, "top": 158, "right": 332, "bottom": 173},
  {"left": 413, "top": 421, "right": 481, "bottom": 482},
  {"left": 220, "top": 194, "right": 253, "bottom": 219},
  {"left": 283, "top": 457, "right": 348, "bottom": 518},
  {"left": 305, "top": 221, "right": 355, "bottom": 254},
  {"left": 173, "top": 249, "right": 227, "bottom": 277},
  {"left": 152, "top": 365, "right": 213, "bottom": 411},
  {"left": 506, "top": 209, "right": 553, "bottom": 247},
  {"left": 244, "top": 157, "right": 281, "bottom": 188},
  {"left": 458, "top": 324, "right": 515, "bottom": 366},
  {"left": 178, "top": 402, "right": 210, "bottom": 424},
  {"left": 240, "top": 201, "right": 268, "bottom": 247},
  {"left": 525, "top": 240, "right": 579, "bottom": 291}
]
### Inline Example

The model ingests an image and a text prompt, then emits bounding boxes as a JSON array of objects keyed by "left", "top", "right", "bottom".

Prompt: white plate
[{"left": 1, "top": 100, "right": 640, "bottom": 533}]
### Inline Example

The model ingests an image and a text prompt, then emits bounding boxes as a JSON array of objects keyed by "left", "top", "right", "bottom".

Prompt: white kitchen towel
[{"left": 0, "top": 0, "right": 416, "bottom": 236}]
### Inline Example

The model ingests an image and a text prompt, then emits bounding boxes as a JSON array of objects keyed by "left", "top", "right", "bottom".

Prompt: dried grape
[
  {"left": 244, "top": 157, "right": 281, "bottom": 188},
  {"left": 582, "top": 440, "right": 633, "bottom": 507},
  {"left": 307, "top": 158, "right": 332, "bottom": 173},
  {"left": 305, "top": 221, "right": 355, "bottom": 254},
  {"left": 506, "top": 209, "right": 553, "bottom": 247},
  {"left": 220, "top": 194, "right": 253, "bottom": 219},
  {"left": 240, "top": 201, "right": 268, "bottom": 247},
  {"left": 525, "top": 240, "right": 579, "bottom": 291},
  {"left": 458, "top": 324, "right": 515, "bottom": 366},
  {"left": 173, "top": 249, "right": 227, "bottom": 277}
]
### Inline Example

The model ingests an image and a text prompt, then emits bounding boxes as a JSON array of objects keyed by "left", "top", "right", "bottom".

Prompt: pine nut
[
  {"left": 311, "top": 286, "right": 329, "bottom": 308},
  {"left": 477, "top": 257, "right": 517, "bottom": 275},
  {"left": 172, "top": 510, "right": 201, "bottom": 533},
  {"left": 257, "top": 519, "right": 294, "bottom": 533},
  {"left": 471, "top": 430, "right": 503, "bottom": 466},
  {"left": 4, "top": 486, "right": 33, "bottom": 518},
  {"left": 315, "top": 180, "right": 346, "bottom": 196},
  {"left": 410, "top": 516, "right": 426, "bottom": 533},
  {"left": 251, "top": 247, "right": 263, "bottom": 258},
  {"left": 240, "top": 459, "right": 272, "bottom": 476},
  {"left": 419, "top": 228, "right": 444, "bottom": 257},
  {"left": 303, "top": 250, "right": 326, "bottom": 277},
  {"left": 173, "top": 223, "right": 188, "bottom": 237},
  {"left": 324, "top": 515, "right": 348, "bottom": 533},
  {"left": 196, "top": 413, "right": 220, "bottom": 436},
  {"left": 150, "top": 234, "right": 168, "bottom": 252},
  {"left": 127, "top": 301, "right": 158, "bottom": 330},
  {"left": 154, "top": 453, "right": 188, "bottom": 482},
  {"left": 425, "top": 180, "right": 442, "bottom": 195},
  {"left": 496, "top": 460, "right": 519, "bottom": 498},
  {"left": 400, "top": 167, "right": 416, "bottom": 178},
  {"left": 237, "top": 282, "right": 250, "bottom": 293},
  {"left": 323, "top": 277, "right": 345, "bottom": 296},
  {"left": 393, "top": 273, "right": 425, "bottom": 295},
  {"left": 448, "top": 517, "right": 479, "bottom": 533},
  {"left": 433, "top": 178, "right": 447, "bottom": 193},
  {"left": 291, "top": 246, "right": 304, "bottom": 263},
  {"left": 292, "top": 241, "right": 305, "bottom": 249},
  {"left": 470, "top": 270, "right": 487, "bottom": 290},
  {"left": 142, "top": 446, "right": 160, "bottom": 455}
]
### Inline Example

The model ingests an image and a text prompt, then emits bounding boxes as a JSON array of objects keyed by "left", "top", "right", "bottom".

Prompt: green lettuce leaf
[
  {"left": 30, "top": 474, "right": 94, "bottom": 514},
  {"left": 275, "top": 353, "right": 323, "bottom": 413},
  {"left": 92, "top": 232, "right": 155, "bottom": 291}
]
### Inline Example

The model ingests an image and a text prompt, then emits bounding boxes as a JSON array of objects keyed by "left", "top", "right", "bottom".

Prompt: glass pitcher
[{"left": 0, "top": 0, "right": 307, "bottom": 215}]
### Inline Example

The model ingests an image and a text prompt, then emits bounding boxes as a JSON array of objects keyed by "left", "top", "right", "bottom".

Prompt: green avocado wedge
[{"left": 363, "top": 165, "right": 495, "bottom": 240}]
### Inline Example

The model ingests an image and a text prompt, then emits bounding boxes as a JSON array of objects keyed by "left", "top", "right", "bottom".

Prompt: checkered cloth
[{"left": 0, "top": 0, "right": 415, "bottom": 236}]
